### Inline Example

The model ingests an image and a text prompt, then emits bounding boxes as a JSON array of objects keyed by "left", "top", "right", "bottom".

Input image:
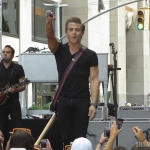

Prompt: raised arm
[
  {"left": 132, "top": 126, "right": 150, "bottom": 147},
  {"left": 45, "top": 12, "right": 59, "bottom": 53},
  {"left": 104, "top": 122, "right": 122, "bottom": 150}
]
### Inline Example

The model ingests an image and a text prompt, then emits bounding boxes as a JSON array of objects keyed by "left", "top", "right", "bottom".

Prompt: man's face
[
  {"left": 2, "top": 47, "right": 14, "bottom": 63},
  {"left": 66, "top": 22, "right": 84, "bottom": 44}
]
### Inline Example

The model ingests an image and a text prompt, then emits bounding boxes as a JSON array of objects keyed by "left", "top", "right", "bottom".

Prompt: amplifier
[
  {"left": 94, "top": 106, "right": 107, "bottom": 120},
  {"left": 118, "top": 106, "right": 150, "bottom": 120}
]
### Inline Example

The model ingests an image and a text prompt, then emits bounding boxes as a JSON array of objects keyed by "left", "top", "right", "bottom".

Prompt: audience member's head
[
  {"left": 131, "top": 144, "right": 150, "bottom": 150},
  {"left": 71, "top": 137, "right": 93, "bottom": 150},
  {"left": 113, "top": 146, "right": 128, "bottom": 150},
  {"left": 8, "top": 130, "right": 34, "bottom": 150}
]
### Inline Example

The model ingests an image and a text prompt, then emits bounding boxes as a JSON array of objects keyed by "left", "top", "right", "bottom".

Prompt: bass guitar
[{"left": 0, "top": 78, "right": 30, "bottom": 105}]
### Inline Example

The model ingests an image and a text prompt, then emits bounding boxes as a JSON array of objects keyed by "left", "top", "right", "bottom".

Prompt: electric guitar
[{"left": 0, "top": 78, "right": 30, "bottom": 105}]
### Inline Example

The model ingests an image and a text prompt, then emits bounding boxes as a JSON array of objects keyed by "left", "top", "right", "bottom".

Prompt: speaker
[
  {"left": 8, "top": 119, "right": 63, "bottom": 150},
  {"left": 110, "top": 121, "right": 150, "bottom": 149},
  {"left": 86, "top": 121, "right": 110, "bottom": 149},
  {"left": 118, "top": 106, "right": 150, "bottom": 120},
  {"left": 94, "top": 106, "right": 108, "bottom": 120}
]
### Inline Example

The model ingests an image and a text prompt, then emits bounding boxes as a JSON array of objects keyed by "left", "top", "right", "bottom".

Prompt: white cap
[{"left": 71, "top": 137, "right": 93, "bottom": 150}]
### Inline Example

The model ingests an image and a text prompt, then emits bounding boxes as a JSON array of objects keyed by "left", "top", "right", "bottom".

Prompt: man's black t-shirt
[
  {"left": 0, "top": 62, "right": 25, "bottom": 99},
  {"left": 54, "top": 43, "right": 98, "bottom": 98}
]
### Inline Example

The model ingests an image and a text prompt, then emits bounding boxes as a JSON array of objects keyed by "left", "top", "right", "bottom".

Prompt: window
[
  {"left": 32, "top": 0, "right": 61, "bottom": 42},
  {"left": 2, "top": 0, "right": 19, "bottom": 35}
]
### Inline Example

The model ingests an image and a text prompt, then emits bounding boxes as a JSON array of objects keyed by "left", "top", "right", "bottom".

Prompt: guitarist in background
[{"left": 0, "top": 45, "right": 26, "bottom": 148}]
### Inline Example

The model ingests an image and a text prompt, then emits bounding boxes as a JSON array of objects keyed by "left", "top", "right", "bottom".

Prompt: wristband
[
  {"left": 98, "top": 142, "right": 103, "bottom": 146},
  {"left": 141, "top": 138, "right": 146, "bottom": 142},
  {"left": 91, "top": 103, "right": 98, "bottom": 109}
]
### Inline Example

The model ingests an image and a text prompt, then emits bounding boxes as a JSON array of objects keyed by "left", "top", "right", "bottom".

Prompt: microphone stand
[{"left": 109, "top": 43, "right": 121, "bottom": 146}]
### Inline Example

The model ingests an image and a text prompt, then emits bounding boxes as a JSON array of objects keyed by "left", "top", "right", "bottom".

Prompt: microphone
[{"left": 46, "top": 10, "right": 53, "bottom": 17}]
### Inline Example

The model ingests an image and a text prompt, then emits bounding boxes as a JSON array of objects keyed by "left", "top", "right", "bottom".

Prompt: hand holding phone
[
  {"left": 104, "top": 127, "right": 110, "bottom": 138},
  {"left": 40, "top": 139, "right": 47, "bottom": 150},
  {"left": 117, "top": 118, "right": 124, "bottom": 129}
]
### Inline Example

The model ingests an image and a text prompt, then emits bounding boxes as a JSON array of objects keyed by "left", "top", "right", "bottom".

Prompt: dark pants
[
  {"left": 0, "top": 98, "right": 22, "bottom": 147},
  {"left": 57, "top": 96, "right": 90, "bottom": 147}
]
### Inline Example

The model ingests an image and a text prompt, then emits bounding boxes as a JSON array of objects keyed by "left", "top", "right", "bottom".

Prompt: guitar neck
[
  {"left": 4, "top": 84, "right": 19, "bottom": 94},
  {"left": 3, "top": 78, "right": 29, "bottom": 95}
]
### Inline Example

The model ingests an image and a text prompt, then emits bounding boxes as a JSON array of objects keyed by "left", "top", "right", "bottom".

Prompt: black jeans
[
  {"left": 0, "top": 98, "right": 22, "bottom": 147},
  {"left": 57, "top": 96, "right": 90, "bottom": 146}
]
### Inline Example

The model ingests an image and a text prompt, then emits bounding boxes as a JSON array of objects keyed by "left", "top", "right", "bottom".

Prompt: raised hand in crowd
[
  {"left": 104, "top": 121, "right": 122, "bottom": 150},
  {"left": 132, "top": 126, "right": 150, "bottom": 147},
  {"left": 95, "top": 133, "right": 108, "bottom": 150},
  {"left": 45, "top": 139, "right": 52, "bottom": 150}
]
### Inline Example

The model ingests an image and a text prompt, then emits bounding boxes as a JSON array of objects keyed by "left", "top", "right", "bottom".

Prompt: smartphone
[
  {"left": 104, "top": 127, "right": 110, "bottom": 138},
  {"left": 40, "top": 139, "right": 47, "bottom": 149},
  {"left": 117, "top": 118, "right": 124, "bottom": 129}
]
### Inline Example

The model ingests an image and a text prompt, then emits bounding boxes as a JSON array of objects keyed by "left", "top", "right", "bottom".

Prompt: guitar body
[
  {"left": 0, "top": 85, "right": 10, "bottom": 105},
  {"left": 0, "top": 78, "right": 30, "bottom": 106}
]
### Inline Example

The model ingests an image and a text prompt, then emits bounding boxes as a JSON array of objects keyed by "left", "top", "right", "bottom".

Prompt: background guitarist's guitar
[{"left": 0, "top": 78, "right": 30, "bottom": 105}]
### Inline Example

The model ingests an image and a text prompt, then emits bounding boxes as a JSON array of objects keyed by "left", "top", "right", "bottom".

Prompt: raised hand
[
  {"left": 132, "top": 126, "right": 145, "bottom": 141},
  {"left": 45, "top": 11, "right": 56, "bottom": 23}
]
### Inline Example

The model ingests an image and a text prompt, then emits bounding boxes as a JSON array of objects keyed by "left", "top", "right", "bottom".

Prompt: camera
[
  {"left": 104, "top": 127, "right": 110, "bottom": 138},
  {"left": 117, "top": 118, "right": 124, "bottom": 129},
  {"left": 40, "top": 139, "right": 47, "bottom": 149}
]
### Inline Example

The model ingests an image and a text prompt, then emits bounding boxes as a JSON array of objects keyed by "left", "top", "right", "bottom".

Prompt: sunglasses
[{"left": 12, "top": 128, "right": 31, "bottom": 134}]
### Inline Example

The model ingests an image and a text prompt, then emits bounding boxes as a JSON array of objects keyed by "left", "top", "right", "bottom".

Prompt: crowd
[{"left": 0, "top": 121, "right": 150, "bottom": 150}]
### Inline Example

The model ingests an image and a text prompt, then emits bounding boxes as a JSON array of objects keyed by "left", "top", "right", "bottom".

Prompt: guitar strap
[
  {"left": 52, "top": 45, "right": 87, "bottom": 107},
  {"left": 0, "top": 63, "right": 14, "bottom": 87},
  {"left": 7, "top": 68, "right": 14, "bottom": 86}
]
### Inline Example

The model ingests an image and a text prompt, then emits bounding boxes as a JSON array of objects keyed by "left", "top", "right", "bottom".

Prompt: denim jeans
[{"left": 57, "top": 96, "right": 90, "bottom": 147}]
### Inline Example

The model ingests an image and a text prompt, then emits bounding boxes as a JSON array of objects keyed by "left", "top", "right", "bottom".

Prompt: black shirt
[
  {"left": 0, "top": 62, "right": 25, "bottom": 98},
  {"left": 54, "top": 43, "right": 98, "bottom": 97}
]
